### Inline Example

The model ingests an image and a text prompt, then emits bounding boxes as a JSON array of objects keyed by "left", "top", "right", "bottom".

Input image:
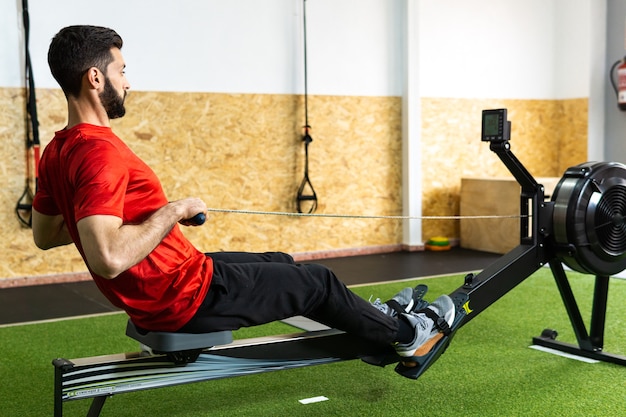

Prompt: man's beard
[{"left": 99, "top": 78, "right": 126, "bottom": 119}]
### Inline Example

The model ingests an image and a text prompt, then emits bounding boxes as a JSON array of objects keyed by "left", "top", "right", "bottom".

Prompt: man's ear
[{"left": 84, "top": 67, "right": 103, "bottom": 90}]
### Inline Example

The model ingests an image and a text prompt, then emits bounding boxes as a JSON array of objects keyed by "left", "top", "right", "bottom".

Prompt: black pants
[{"left": 178, "top": 252, "right": 399, "bottom": 346}]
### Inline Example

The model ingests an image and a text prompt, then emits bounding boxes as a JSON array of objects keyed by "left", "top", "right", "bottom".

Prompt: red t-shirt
[{"left": 33, "top": 123, "right": 212, "bottom": 331}]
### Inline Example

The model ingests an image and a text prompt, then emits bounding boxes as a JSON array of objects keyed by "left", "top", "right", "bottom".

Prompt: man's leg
[
  {"left": 208, "top": 252, "right": 424, "bottom": 319},
  {"left": 179, "top": 260, "right": 399, "bottom": 345},
  {"left": 180, "top": 259, "right": 456, "bottom": 359}
]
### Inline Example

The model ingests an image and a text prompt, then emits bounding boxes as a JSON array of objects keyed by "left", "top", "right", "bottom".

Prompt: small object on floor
[
  {"left": 299, "top": 396, "right": 329, "bottom": 404},
  {"left": 425, "top": 236, "right": 451, "bottom": 251}
]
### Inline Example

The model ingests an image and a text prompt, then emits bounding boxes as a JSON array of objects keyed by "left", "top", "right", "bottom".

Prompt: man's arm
[
  {"left": 76, "top": 198, "right": 206, "bottom": 280},
  {"left": 32, "top": 210, "right": 73, "bottom": 249}
]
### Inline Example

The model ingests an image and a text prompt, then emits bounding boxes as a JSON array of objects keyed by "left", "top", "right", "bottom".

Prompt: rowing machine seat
[{"left": 125, "top": 320, "right": 233, "bottom": 364}]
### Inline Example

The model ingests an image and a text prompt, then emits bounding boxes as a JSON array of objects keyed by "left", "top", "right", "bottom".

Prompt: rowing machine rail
[
  {"left": 52, "top": 108, "right": 626, "bottom": 416},
  {"left": 53, "top": 328, "right": 394, "bottom": 417}
]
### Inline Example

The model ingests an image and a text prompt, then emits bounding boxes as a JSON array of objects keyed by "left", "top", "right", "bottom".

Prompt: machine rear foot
[{"left": 540, "top": 328, "right": 558, "bottom": 340}]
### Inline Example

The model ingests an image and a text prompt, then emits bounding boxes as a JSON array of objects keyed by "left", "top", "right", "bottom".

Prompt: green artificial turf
[{"left": 1, "top": 269, "right": 625, "bottom": 416}]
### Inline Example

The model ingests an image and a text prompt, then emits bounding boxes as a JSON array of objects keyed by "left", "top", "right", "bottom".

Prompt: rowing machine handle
[{"left": 189, "top": 213, "right": 206, "bottom": 225}]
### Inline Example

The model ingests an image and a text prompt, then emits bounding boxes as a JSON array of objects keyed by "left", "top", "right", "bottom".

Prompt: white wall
[
  {"left": 1, "top": 0, "right": 403, "bottom": 96},
  {"left": 1, "top": 0, "right": 23, "bottom": 86},
  {"left": 1, "top": 0, "right": 593, "bottom": 99},
  {"left": 418, "top": 0, "right": 593, "bottom": 99},
  {"left": 554, "top": 0, "right": 594, "bottom": 99},
  {"left": 419, "top": 0, "right": 555, "bottom": 98}
]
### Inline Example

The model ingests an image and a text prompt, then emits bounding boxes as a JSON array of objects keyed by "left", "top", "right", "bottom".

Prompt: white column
[
  {"left": 587, "top": 0, "right": 607, "bottom": 162},
  {"left": 402, "top": 0, "right": 423, "bottom": 250}
]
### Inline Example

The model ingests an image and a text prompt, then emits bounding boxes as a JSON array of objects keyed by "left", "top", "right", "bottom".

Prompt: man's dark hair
[{"left": 48, "top": 25, "right": 123, "bottom": 98}]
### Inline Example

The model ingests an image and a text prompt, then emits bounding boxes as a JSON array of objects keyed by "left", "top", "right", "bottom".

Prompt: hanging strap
[
  {"left": 296, "top": 0, "right": 318, "bottom": 214},
  {"left": 296, "top": 125, "right": 318, "bottom": 213},
  {"left": 16, "top": 0, "right": 40, "bottom": 228}
]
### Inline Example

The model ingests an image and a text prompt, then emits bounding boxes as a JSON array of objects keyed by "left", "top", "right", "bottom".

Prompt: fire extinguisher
[{"left": 610, "top": 56, "right": 626, "bottom": 110}]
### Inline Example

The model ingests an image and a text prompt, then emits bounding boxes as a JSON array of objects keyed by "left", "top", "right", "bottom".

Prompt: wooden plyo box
[{"left": 460, "top": 177, "right": 560, "bottom": 254}]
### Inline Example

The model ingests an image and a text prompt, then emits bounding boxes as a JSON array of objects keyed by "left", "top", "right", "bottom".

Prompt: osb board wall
[
  {"left": 0, "top": 88, "right": 588, "bottom": 282},
  {"left": 0, "top": 88, "right": 403, "bottom": 280},
  {"left": 420, "top": 98, "right": 588, "bottom": 243}
]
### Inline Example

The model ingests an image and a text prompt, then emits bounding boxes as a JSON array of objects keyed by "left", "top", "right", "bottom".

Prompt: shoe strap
[
  {"left": 419, "top": 308, "right": 451, "bottom": 336},
  {"left": 386, "top": 299, "right": 405, "bottom": 316}
]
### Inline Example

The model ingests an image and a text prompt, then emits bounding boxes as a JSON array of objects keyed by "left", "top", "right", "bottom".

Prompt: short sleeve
[
  {"left": 32, "top": 151, "right": 60, "bottom": 215},
  {"left": 70, "top": 141, "right": 130, "bottom": 222}
]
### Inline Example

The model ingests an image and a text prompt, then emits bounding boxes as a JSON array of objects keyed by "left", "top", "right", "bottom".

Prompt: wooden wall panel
[
  {"left": 0, "top": 88, "right": 588, "bottom": 283},
  {"left": 0, "top": 89, "right": 402, "bottom": 282}
]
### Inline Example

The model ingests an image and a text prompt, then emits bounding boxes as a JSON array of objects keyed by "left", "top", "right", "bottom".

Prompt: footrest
[
  {"left": 412, "top": 284, "right": 430, "bottom": 312},
  {"left": 394, "top": 292, "right": 469, "bottom": 380},
  {"left": 125, "top": 320, "right": 233, "bottom": 352}
]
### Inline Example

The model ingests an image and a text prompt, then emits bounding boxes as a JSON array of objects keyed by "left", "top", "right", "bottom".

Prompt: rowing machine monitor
[{"left": 481, "top": 108, "right": 510, "bottom": 142}]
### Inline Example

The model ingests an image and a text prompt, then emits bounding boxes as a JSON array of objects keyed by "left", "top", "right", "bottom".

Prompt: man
[{"left": 32, "top": 25, "right": 455, "bottom": 364}]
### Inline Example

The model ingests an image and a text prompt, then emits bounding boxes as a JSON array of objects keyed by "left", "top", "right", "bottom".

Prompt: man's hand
[{"left": 172, "top": 198, "right": 207, "bottom": 227}]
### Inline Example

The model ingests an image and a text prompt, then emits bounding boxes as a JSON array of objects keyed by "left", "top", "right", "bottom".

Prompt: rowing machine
[
  {"left": 393, "top": 108, "right": 626, "bottom": 379},
  {"left": 53, "top": 108, "right": 626, "bottom": 416}
]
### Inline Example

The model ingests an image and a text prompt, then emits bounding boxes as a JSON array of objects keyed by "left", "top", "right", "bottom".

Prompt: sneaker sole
[
  {"left": 398, "top": 297, "right": 455, "bottom": 360},
  {"left": 399, "top": 332, "right": 445, "bottom": 367},
  {"left": 397, "top": 331, "right": 444, "bottom": 359},
  {"left": 414, "top": 332, "right": 444, "bottom": 356}
]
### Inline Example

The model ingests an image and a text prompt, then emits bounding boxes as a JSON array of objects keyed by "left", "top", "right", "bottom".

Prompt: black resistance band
[
  {"left": 16, "top": 0, "right": 40, "bottom": 227},
  {"left": 296, "top": 0, "right": 318, "bottom": 214}
]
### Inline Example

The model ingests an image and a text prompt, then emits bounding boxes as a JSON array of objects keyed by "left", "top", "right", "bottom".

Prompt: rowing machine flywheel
[{"left": 552, "top": 161, "right": 626, "bottom": 276}]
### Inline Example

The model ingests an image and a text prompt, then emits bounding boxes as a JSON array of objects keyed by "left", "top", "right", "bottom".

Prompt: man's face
[{"left": 99, "top": 48, "right": 129, "bottom": 119}]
